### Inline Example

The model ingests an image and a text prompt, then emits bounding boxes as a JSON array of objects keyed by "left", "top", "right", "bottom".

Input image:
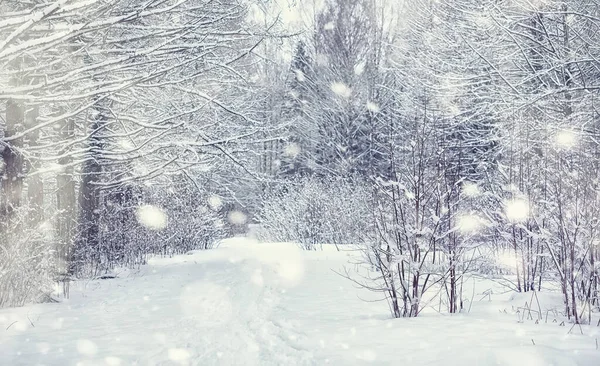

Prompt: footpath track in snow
[
  {"left": 1, "top": 238, "right": 599, "bottom": 365},
  {"left": 0, "top": 239, "right": 316, "bottom": 365}
]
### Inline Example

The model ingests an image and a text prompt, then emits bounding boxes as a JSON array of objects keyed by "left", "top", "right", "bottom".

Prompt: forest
[{"left": 1, "top": 0, "right": 599, "bottom": 329}]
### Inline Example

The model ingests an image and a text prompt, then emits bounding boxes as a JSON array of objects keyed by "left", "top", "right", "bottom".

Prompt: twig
[
  {"left": 6, "top": 321, "right": 17, "bottom": 330},
  {"left": 26, "top": 314, "right": 35, "bottom": 328},
  {"left": 567, "top": 321, "right": 584, "bottom": 335},
  {"left": 467, "top": 278, "right": 475, "bottom": 313}
]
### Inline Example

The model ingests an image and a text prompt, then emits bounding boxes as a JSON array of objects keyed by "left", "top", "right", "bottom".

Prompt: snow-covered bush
[
  {"left": 70, "top": 176, "right": 226, "bottom": 277},
  {"left": 257, "top": 176, "right": 373, "bottom": 250},
  {"left": 0, "top": 212, "right": 56, "bottom": 307},
  {"left": 138, "top": 183, "right": 226, "bottom": 256}
]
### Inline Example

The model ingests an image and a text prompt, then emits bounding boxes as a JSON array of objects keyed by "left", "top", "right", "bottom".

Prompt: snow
[
  {"left": 505, "top": 199, "right": 529, "bottom": 223},
  {"left": 294, "top": 70, "right": 306, "bottom": 82},
  {"left": 462, "top": 182, "right": 480, "bottom": 197},
  {"left": 227, "top": 211, "right": 248, "bottom": 225},
  {"left": 135, "top": 204, "right": 168, "bottom": 230},
  {"left": 330, "top": 82, "right": 352, "bottom": 99},
  {"left": 0, "top": 238, "right": 599, "bottom": 365},
  {"left": 76, "top": 339, "right": 98, "bottom": 357},
  {"left": 456, "top": 214, "right": 485, "bottom": 233},
  {"left": 284, "top": 142, "right": 301, "bottom": 158},
  {"left": 366, "top": 101, "right": 380, "bottom": 113},
  {"left": 555, "top": 130, "right": 577, "bottom": 149},
  {"left": 354, "top": 62, "right": 366, "bottom": 76},
  {"left": 207, "top": 195, "right": 223, "bottom": 211}
]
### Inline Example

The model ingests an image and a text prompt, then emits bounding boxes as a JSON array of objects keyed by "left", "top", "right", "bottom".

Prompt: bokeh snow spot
[
  {"left": 168, "top": 348, "right": 191, "bottom": 363},
  {"left": 456, "top": 214, "right": 484, "bottom": 234},
  {"left": 323, "top": 21, "right": 335, "bottom": 30},
  {"left": 105, "top": 356, "right": 122, "bottom": 366},
  {"left": 354, "top": 62, "right": 365, "bottom": 75},
  {"left": 284, "top": 142, "right": 301, "bottom": 158},
  {"left": 505, "top": 199, "right": 529, "bottom": 223},
  {"left": 180, "top": 283, "right": 232, "bottom": 327},
  {"left": 555, "top": 130, "right": 576, "bottom": 149},
  {"left": 208, "top": 195, "right": 222, "bottom": 210},
  {"left": 76, "top": 339, "right": 98, "bottom": 356},
  {"left": 251, "top": 269, "right": 264, "bottom": 287},
  {"left": 314, "top": 53, "right": 328, "bottom": 67},
  {"left": 118, "top": 139, "right": 135, "bottom": 151},
  {"left": 227, "top": 210, "right": 247, "bottom": 225},
  {"left": 355, "top": 349, "right": 377, "bottom": 362},
  {"left": 274, "top": 256, "right": 304, "bottom": 286},
  {"left": 366, "top": 101, "right": 380, "bottom": 113},
  {"left": 330, "top": 82, "right": 352, "bottom": 98},
  {"left": 462, "top": 182, "right": 480, "bottom": 197},
  {"left": 36, "top": 342, "right": 51, "bottom": 354},
  {"left": 279, "top": 260, "right": 302, "bottom": 283},
  {"left": 136, "top": 205, "right": 167, "bottom": 230},
  {"left": 294, "top": 69, "right": 306, "bottom": 82}
]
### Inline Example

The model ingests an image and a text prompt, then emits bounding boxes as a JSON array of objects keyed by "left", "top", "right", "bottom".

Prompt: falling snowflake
[
  {"left": 554, "top": 130, "right": 576, "bottom": 149},
  {"left": 294, "top": 69, "right": 306, "bottom": 82},
  {"left": 136, "top": 205, "right": 168, "bottom": 230},
  {"left": 505, "top": 199, "right": 529, "bottom": 223},
  {"left": 208, "top": 195, "right": 223, "bottom": 210},
  {"left": 354, "top": 62, "right": 366, "bottom": 76},
  {"left": 315, "top": 53, "right": 328, "bottom": 67},
  {"left": 366, "top": 101, "right": 380, "bottom": 113},
  {"left": 330, "top": 82, "right": 352, "bottom": 98},
  {"left": 284, "top": 142, "right": 301, "bottom": 158},
  {"left": 36, "top": 343, "right": 51, "bottom": 355},
  {"left": 76, "top": 339, "right": 98, "bottom": 356},
  {"left": 462, "top": 182, "right": 480, "bottom": 197},
  {"left": 456, "top": 214, "right": 484, "bottom": 234},
  {"left": 105, "top": 356, "right": 123, "bottom": 366},
  {"left": 324, "top": 21, "right": 335, "bottom": 30},
  {"left": 496, "top": 251, "right": 517, "bottom": 269},
  {"left": 228, "top": 210, "right": 247, "bottom": 225},
  {"left": 118, "top": 139, "right": 135, "bottom": 150},
  {"left": 168, "top": 348, "right": 191, "bottom": 363}
]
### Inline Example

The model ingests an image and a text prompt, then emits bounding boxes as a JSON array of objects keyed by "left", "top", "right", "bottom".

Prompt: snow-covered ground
[{"left": 1, "top": 238, "right": 599, "bottom": 365}]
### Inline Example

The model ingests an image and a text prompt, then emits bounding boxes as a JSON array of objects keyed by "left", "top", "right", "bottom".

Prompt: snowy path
[{"left": 1, "top": 238, "right": 599, "bottom": 365}]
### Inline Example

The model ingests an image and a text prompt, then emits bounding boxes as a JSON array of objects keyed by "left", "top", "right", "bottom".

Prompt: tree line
[{"left": 257, "top": 0, "right": 600, "bottom": 322}]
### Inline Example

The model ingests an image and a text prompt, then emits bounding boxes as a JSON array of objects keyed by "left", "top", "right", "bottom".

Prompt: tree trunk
[
  {"left": 57, "top": 116, "right": 76, "bottom": 276},
  {"left": 1, "top": 100, "right": 25, "bottom": 220}
]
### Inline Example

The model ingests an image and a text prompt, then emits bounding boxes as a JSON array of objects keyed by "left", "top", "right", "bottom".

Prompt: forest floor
[{"left": 1, "top": 238, "right": 599, "bottom": 365}]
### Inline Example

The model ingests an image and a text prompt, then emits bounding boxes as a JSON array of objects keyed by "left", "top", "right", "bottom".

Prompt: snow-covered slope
[{"left": 0, "top": 238, "right": 598, "bottom": 365}]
